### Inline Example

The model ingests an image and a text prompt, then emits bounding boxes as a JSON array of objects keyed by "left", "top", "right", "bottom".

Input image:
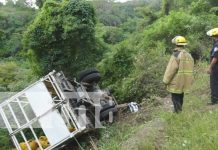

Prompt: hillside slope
[{"left": 96, "top": 63, "right": 218, "bottom": 150}]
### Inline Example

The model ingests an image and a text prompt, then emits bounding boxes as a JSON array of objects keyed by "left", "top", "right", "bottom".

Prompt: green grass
[
  {"left": 158, "top": 63, "right": 216, "bottom": 150},
  {"left": 1, "top": 63, "right": 216, "bottom": 150},
  {"left": 97, "top": 63, "right": 218, "bottom": 150},
  {"left": 97, "top": 120, "right": 141, "bottom": 150},
  {"left": 139, "top": 62, "right": 218, "bottom": 150}
]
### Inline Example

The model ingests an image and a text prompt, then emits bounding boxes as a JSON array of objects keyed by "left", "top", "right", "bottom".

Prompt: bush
[
  {"left": 23, "top": 0, "right": 105, "bottom": 77},
  {"left": 0, "top": 129, "right": 12, "bottom": 150},
  {"left": 190, "top": 0, "right": 211, "bottom": 14},
  {"left": 98, "top": 11, "right": 218, "bottom": 103},
  {"left": 0, "top": 61, "right": 36, "bottom": 92},
  {"left": 102, "top": 27, "right": 124, "bottom": 44},
  {"left": 210, "top": 7, "right": 218, "bottom": 16},
  {"left": 98, "top": 39, "right": 136, "bottom": 88},
  {"left": 112, "top": 42, "right": 168, "bottom": 102}
]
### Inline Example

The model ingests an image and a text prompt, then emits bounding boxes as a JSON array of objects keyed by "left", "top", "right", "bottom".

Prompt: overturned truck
[{"left": 0, "top": 69, "right": 118, "bottom": 150}]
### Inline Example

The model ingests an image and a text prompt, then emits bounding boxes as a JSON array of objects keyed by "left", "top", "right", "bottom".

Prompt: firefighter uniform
[
  {"left": 210, "top": 41, "right": 218, "bottom": 103},
  {"left": 163, "top": 36, "right": 194, "bottom": 113}
]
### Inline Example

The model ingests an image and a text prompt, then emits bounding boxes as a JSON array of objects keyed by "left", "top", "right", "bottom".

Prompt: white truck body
[{"left": 0, "top": 71, "right": 87, "bottom": 150}]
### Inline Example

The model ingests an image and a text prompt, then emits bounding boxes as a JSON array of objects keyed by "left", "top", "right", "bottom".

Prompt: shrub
[
  {"left": 102, "top": 27, "right": 124, "bottom": 44},
  {"left": 98, "top": 11, "right": 218, "bottom": 102},
  {"left": 23, "top": 0, "right": 105, "bottom": 76}
]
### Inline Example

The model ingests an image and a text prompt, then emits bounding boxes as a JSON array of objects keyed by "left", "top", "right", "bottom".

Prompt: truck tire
[
  {"left": 100, "top": 107, "right": 117, "bottom": 120},
  {"left": 80, "top": 72, "right": 101, "bottom": 83},
  {"left": 78, "top": 68, "right": 100, "bottom": 82},
  {"left": 100, "top": 102, "right": 116, "bottom": 112}
]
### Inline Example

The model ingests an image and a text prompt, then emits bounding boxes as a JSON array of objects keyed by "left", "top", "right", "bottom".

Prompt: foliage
[
  {"left": 209, "top": 7, "right": 218, "bottom": 16},
  {"left": 101, "top": 63, "right": 218, "bottom": 150},
  {"left": 0, "top": 0, "right": 36, "bottom": 58},
  {"left": 98, "top": 39, "right": 136, "bottom": 84},
  {"left": 118, "top": 42, "right": 168, "bottom": 101},
  {"left": 98, "top": 9, "right": 218, "bottom": 102},
  {"left": 190, "top": 0, "right": 211, "bottom": 14},
  {"left": 96, "top": 1, "right": 175, "bottom": 102},
  {"left": 91, "top": 0, "right": 146, "bottom": 27},
  {"left": 0, "top": 61, "right": 36, "bottom": 92},
  {"left": 2, "top": 0, "right": 218, "bottom": 149},
  {"left": 0, "top": 129, "right": 12, "bottom": 150},
  {"left": 209, "top": 0, "right": 218, "bottom": 6},
  {"left": 0, "top": 62, "right": 18, "bottom": 91},
  {"left": 136, "top": 6, "right": 159, "bottom": 25},
  {"left": 162, "top": 0, "right": 173, "bottom": 15},
  {"left": 23, "top": 0, "right": 105, "bottom": 76},
  {"left": 98, "top": 33, "right": 167, "bottom": 102},
  {"left": 102, "top": 27, "right": 124, "bottom": 44},
  {"left": 36, "top": 0, "right": 46, "bottom": 8}
]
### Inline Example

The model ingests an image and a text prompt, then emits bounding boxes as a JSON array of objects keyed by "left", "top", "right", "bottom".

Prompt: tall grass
[
  {"left": 98, "top": 62, "right": 218, "bottom": 150},
  {"left": 157, "top": 63, "right": 218, "bottom": 150}
]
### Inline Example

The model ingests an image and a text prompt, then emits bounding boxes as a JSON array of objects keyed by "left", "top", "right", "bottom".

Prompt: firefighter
[
  {"left": 207, "top": 28, "right": 218, "bottom": 104},
  {"left": 163, "top": 36, "right": 194, "bottom": 113}
]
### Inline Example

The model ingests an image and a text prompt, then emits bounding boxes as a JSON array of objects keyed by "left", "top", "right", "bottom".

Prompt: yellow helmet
[
  {"left": 207, "top": 28, "right": 218, "bottom": 36},
  {"left": 172, "top": 36, "right": 187, "bottom": 46}
]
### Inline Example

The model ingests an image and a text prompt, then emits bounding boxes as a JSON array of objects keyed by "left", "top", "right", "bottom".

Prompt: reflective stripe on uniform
[
  {"left": 177, "top": 73, "right": 193, "bottom": 75},
  {"left": 167, "top": 88, "right": 183, "bottom": 94},
  {"left": 178, "top": 70, "right": 193, "bottom": 74},
  {"left": 167, "top": 88, "right": 190, "bottom": 94}
]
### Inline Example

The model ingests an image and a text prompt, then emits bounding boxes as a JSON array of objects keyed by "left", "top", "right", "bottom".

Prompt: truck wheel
[
  {"left": 100, "top": 107, "right": 117, "bottom": 121},
  {"left": 80, "top": 72, "right": 101, "bottom": 83},
  {"left": 100, "top": 102, "right": 116, "bottom": 112},
  {"left": 78, "top": 68, "right": 99, "bottom": 82}
]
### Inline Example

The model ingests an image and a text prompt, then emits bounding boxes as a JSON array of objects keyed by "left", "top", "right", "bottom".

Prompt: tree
[
  {"left": 0, "top": 2, "right": 36, "bottom": 58},
  {"left": 190, "top": 0, "right": 210, "bottom": 14},
  {"left": 23, "top": 0, "right": 105, "bottom": 76},
  {"left": 92, "top": 0, "right": 145, "bottom": 26},
  {"left": 102, "top": 27, "right": 124, "bottom": 44},
  {"left": 16, "top": 0, "right": 29, "bottom": 8},
  {"left": 5, "top": 0, "right": 15, "bottom": 6},
  {"left": 209, "top": 0, "right": 218, "bottom": 6},
  {"left": 162, "top": 0, "right": 174, "bottom": 15},
  {"left": 0, "top": 62, "right": 18, "bottom": 91},
  {"left": 36, "top": 0, "right": 46, "bottom": 8}
]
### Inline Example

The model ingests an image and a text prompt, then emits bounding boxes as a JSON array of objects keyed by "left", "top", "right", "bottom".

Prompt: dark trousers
[
  {"left": 210, "top": 71, "right": 218, "bottom": 103},
  {"left": 171, "top": 93, "right": 184, "bottom": 113}
]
